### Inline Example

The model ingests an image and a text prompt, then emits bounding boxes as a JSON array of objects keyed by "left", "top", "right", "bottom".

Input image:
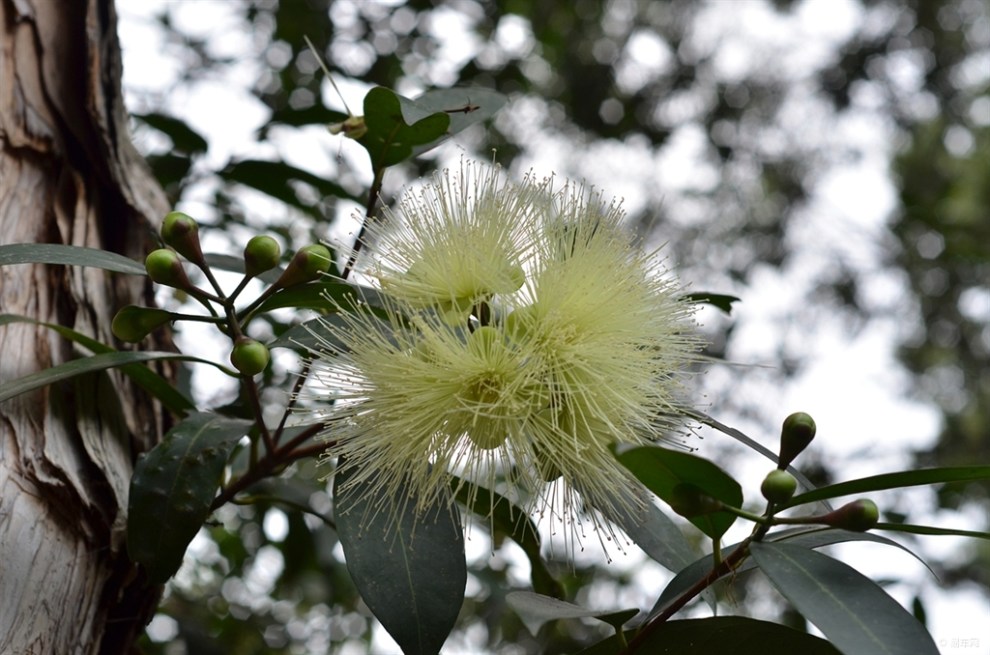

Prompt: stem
[
  {"left": 273, "top": 360, "right": 312, "bottom": 446},
  {"left": 243, "top": 375, "right": 274, "bottom": 453},
  {"left": 342, "top": 166, "right": 386, "bottom": 280}
]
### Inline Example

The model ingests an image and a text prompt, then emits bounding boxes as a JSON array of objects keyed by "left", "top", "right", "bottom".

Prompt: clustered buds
[
  {"left": 145, "top": 248, "right": 193, "bottom": 291},
  {"left": 275, "top": 244, "right": 332, "bottom": 289},
  {"left": 243, "top": 235, "right": 281, "bottom": 278},
  {"left": 160, "top": 211, "right": 205, "bottom": 266},
  {"left": 229, "top": 337, "right": 270, "bottom": 376},
  {"left": 760, "top": 469, "right": 798, "bottom": 504},
  {"left": 820, "top": 499, "right": 880, "bottom": 532},
  {"left": 111, "top": 305, "right": 173, "bottom": 343}
]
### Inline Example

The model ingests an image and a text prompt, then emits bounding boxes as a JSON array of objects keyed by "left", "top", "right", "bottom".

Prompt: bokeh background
[{"left": 115, "top": 1, "right": 988, "bottom": 653}]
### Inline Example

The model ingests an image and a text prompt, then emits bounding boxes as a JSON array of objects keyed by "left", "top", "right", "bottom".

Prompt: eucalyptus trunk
[{"left": 1, "top": 0, "right": 169, "bottom": 652}]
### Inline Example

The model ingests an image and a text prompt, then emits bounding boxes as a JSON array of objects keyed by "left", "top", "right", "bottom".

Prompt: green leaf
[
  {"left": 127, "top": 412, "right": 254, "bottom": 583},
  {"left": 576, "top": 616, "right": 841, "bottom": 655},
  {"left": 651, "top": 527, "right": 932, "bottom": 619},
  {"left": 334, "top": 464, "right": 466, "bottom": 655},
  {"left": 0, "top": 243, "right": 147, "bottom": 275},
  {"left": 617, "top": 446, "right": 743, "bottom": 539},
  {"left": 750, "top": 541, "right": 939, "bottom": 655},
  {"left": 783, "top": 467, "right": 990, "bottom": 509},
  {"left": 403, "top": 87, "right": 507, "bottom": 157},
  {"left": 505, "top": 591, "right": 637, "bottom": 636},
  {"left": 133, "top": 112, "right": 209, "bottom": 154},
  {"left": 0, "top": 350, "right": 231, "bottom": 404},
  {"left": 451, "top": 481, "right": 561, "bottom": 597},
  {"left": 357, "top": 87, "right": 450, "bottom": 169},
  {"left": 0, "top": 314, "right": 194, "bottom": 415},
  {"left": 680, "top": 292, "right": 741, "bottom": 314},
  {"left": 219, "top": 159, "right": 358, "bottom": 216},
  {"left": 874, "top": 522, "right": 990, "bottom": 540}
]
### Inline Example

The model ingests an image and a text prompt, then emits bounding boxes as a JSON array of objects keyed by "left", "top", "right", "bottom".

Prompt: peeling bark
[{"left": 1, "top": 0, "right": 170, "bottom": 652}]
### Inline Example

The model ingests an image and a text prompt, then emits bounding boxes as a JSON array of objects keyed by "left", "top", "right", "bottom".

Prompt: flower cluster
[{"left": 307, "top": 161, "right": 702, "bottom": 540}]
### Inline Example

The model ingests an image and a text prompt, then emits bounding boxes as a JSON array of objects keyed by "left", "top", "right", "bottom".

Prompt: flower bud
[
  {"left": 761, "top": 469, "right": 798, "bottom": 504},
  {"left": 777, "top": 411, "right": 816, "bottom": 470},
  {"left": 229, "top": 337, "right": 270, "bottom": 376},
  {"left": 274, "top": 244, "right": 332, "bottom": 288},
  {"left": 243, "top": 235, "right": 281, "bottom": 278},
  {"left": 111, "top": 305, "right": 173, "bottom": 342},
  {"left": 160, "top": 211, "right": 205, "bottom": 266},
  {"left": 820, "top": 499, "right": 880, "bottom": 532},
  {"left": 669, "top": 483, "right": 723, "bottom": 518},
  {"left": 145, "top": 248, "right": 193, "bottom": 290}
]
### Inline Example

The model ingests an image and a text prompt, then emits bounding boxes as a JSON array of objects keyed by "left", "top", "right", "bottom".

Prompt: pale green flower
[
  {"left": 309, "top": 165, "right": 702, "bottom": 541},
  {"left": 365, "top": 161, "right": 536, "bottom": 323}
]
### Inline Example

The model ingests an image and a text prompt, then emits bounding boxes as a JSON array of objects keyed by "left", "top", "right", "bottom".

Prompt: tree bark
[{"left": 0, "top": 0, "right": 169, "bottom": 652}]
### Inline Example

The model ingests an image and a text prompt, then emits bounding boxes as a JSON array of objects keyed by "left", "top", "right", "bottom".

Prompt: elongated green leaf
[
  {"left": 576, "top": 616, "right": 841, "bottom": 655},
  {"left": 451, "top": 481, "right": 560, "bottom": 597},
  {"left": 0, "top": 314, "right": 194, "bottom": 415},
  {"left": 617, "top": 446, "right": 742, "bottom": 539},
  {"left": 357, "top": 87, "right": 450, "bottom": 169},
  {"left": 334, "top": 464, "right": 466, "bottom": 655},
  {"left": 133, "top": 112, "right": 209, "bottom": 154},
  {"left": 0, "top": 243, "right": 146, "bottom": 275},
  {"left": 0, "top": 350, "right": 232, "bottom": 403},
  {"left": 404, "top": 87, "right": 506, "bottom": 157},
  {"left": 874, "top": 522, "right": 990, "bottom": 540},
  {"left": 220, "top": 159, "right": 358, "bottom": 216},
  {"left": 651, "top": 527, "right": 931, "bottom": 619},
  {"left": 506, "top": 591, "right": 637, "bottom": 636},
  {"left": 127, "top": 413, "right": 254, "bottom": 583},
  {"left": 680, "top": 292, "right": 741, "bottom": 315},
  {"left": 783, "top": 467, "right": 990, "bottom": 509},
  {"left": 750, "top": 541, "right": 939, "bottom": 655}
]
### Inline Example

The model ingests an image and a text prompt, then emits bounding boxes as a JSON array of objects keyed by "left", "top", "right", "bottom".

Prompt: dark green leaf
[
  {"left": 0, "top": 243, "right": 147, "bottom": 275},
  {"left": 357, "top": 87, "right": 450, "bottom": 169},
  {"left": 874, "top": 522, "right": 990, "bottom": 540},
  {"left": 451, "top": 481, "right": 561, "bottom": 597},
  {"left": 783, "top": 467, "right": 990, "bottom": 509},
  {"left": 0, "top": 314, "right": 194, "bottom": 415},
  {"left": 127, "top": 412, "right": 254, "bottom": 583},
  {"left": 404, "top": 87, "right": 507, "bottom": 157},
  {"left": 576, "top": 616, "right": 841, "bottom": 655},
  {"left": 334, "top": 464, "right": 466, "bottom": 655},
  {"left": 505, "top": 591, "right": 636, "bottom": 636},
  {"left": 617, "top": 446, "right": 743, "bottom": 539},
  {"left": 680, "top": 292, "right": 741, "bottom": 314},
  {"left": 219, "top": 159, "right": 358, "bottom": 216},
  {"left": 750, "top": 541, "right": 939, "bottom": 655},
  {"left": 134, "top": 112, "right": 209, "bottom": 153},
  {"left": 0, "top": 350, "right": 231, "bottom": 404}
]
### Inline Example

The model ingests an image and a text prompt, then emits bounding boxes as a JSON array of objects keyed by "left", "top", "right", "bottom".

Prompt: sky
[{"left": 115, "top": 1, "right": 988, "bottom": 653}]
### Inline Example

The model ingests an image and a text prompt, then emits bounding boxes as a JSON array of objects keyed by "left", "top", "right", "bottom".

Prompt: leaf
[
  {"left": 219, "top": 159, "right": 358, "bottom": 216},
  {"left": 576, "top": 616, "right": 841, "bottom": 655},
  {"left": 0, "top": 350, "right": 232, "bottom": 404},
  {"left": 750, "top": 541, "right": 939, "bottom": 655},
  {"left": 0, "top": 243, "right": 147, "bottom": 275},
  {"left": 403, "top": 87, "right": 507, "bottom": 157},
  {"left": 680, "top": 292, "right": 741, "bottom": 314},
  {"left": 133, "top": 112, "right": 209, "bottom": 154},
  {"left": 783, "top": 466, "right": 990, "bottom": 509},
  {"left": 874, "top": 522, "right": 990, "bottom": 540},
  {"left": 334, "top": 464, "right": 466, "bottom": 655},
  {"left": 127, "top": 412, "right": 254, "bottom": 583},
  {"left": 505, "top": 591, "right": 637, "bottom": 636},
  {"left": 617, "top": 446, "right": 743, "bottom": 540},
  {"left": 357, "top": 87, "right": 450, "bottom": 169},
  {"left": 451, "top": 481, "right": 561, "bottom": 597},
  {"left": 0, "top": 314, "right": 194, "bottom": 415},
  {"left": 650, "top": 526, "right": 932, "bottom": 619}
]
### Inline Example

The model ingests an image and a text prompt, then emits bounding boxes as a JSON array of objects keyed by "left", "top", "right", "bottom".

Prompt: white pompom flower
[{"left": 306, "top": 162, "right": 703, "bottom": 544}]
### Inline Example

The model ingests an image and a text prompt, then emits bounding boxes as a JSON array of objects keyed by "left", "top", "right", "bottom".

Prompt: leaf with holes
[{"left": 127, "top": 413, "right": 253, "bottom": 583}]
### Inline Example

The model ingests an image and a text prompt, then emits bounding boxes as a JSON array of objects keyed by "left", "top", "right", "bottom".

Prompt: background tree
[{"left": 0, "top": 0, "right": 169, "bottom": 652}]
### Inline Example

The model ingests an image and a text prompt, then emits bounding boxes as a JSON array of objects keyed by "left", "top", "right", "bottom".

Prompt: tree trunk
[{"left": 0, "top": 0, "right": 170, "bottom": 652}]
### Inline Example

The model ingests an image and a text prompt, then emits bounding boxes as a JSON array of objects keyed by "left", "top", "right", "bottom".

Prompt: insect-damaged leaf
[{"left": 127, "top": 412, "right": 253, "bottom": 583}]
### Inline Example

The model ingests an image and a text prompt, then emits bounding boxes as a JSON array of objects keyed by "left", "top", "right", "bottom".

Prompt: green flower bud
[
  {"left": 229, "top": 337, "right": 270, "bottom": 376},
  {"left": 160, "top": 211, "right": 205, "bottom": 266},
  {"left": 761, "top": 469, "right": 798, "bottom": 504},
  {"left": 243, "top": 235, "right": 281, "bottom": 278},
  {"left": 821, "top": 499, "right": 880, "bottom": 532},
  {"left": 777, "top": 411, "right": 817, "bottom": 470},
  {"left": 145, "top": 248, "right": 193, "bottom": 290},
  {"left": 111, "top": 305, "right": 172, "bottom": 342},
  {"left": 275, "top": 244, "right": 332, "bottom": 288},
  {"left": 669, "top": 483, "right": 723, "bottom": 518}
]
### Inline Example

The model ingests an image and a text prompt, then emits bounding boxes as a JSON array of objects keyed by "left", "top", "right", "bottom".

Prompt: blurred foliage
[{"left": 123, "top": 0, "right": 988, "bottom": 651}]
